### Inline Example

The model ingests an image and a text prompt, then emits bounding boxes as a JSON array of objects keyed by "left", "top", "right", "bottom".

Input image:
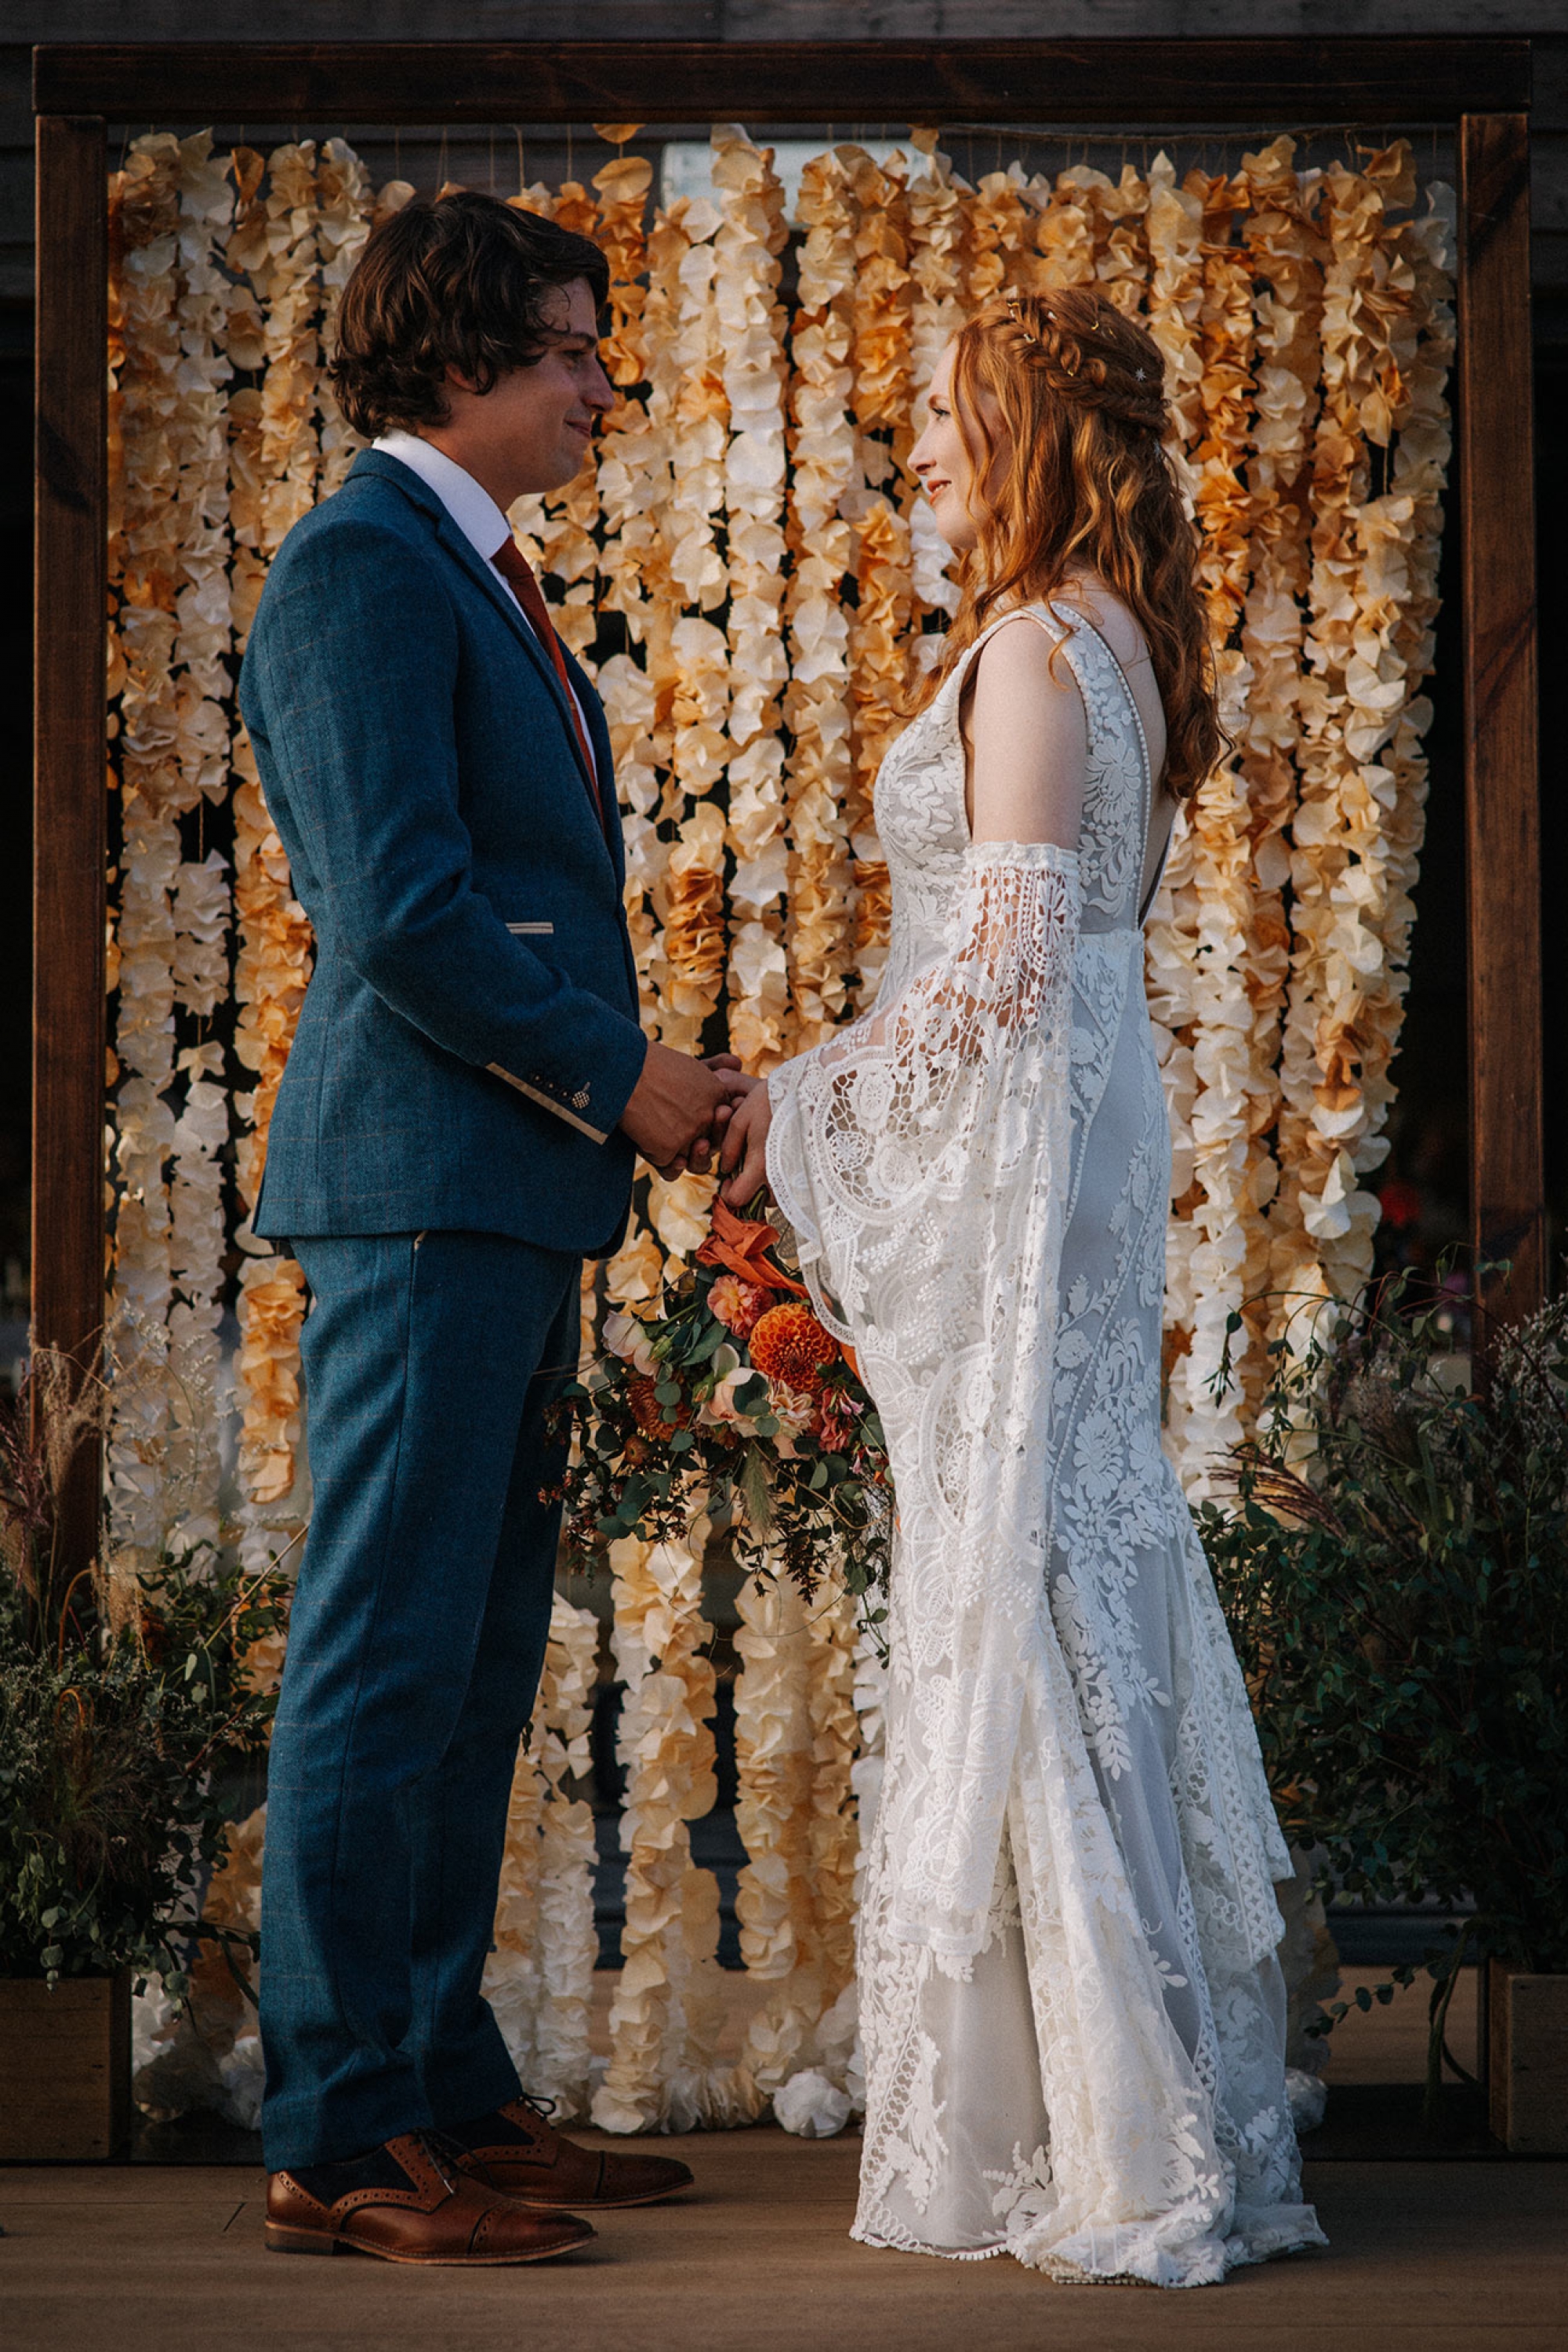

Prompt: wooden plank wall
[
  {"left": 1, "top": 5, "right": 1566, "bottom": 319},
  {"left": 1460, "top": 114, "right": 1545, "bottom": 1323}
]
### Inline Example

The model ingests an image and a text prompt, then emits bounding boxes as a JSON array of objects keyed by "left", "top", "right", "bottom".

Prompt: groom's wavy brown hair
[
  {"left": 330, "top": 190, "right": 609, "bottom": 439},
  {"left": 920, "top": 289, "right": 1221, "bottom": 800}
]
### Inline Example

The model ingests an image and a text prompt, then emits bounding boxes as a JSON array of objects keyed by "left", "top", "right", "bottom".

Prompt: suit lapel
[
  {"left": 350, "top": 451, "right": 610, "bottom": 836},
  {"left": 560, "top": 638, "right": 626, "bottom": 889}
]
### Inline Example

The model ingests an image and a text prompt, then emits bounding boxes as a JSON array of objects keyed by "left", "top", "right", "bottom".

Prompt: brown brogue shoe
[
  {"left": 448, "top": 2097, "right": 693, "bottom": 2210},
  {"left": 265, "top": 2129, "right": 596, "bottom": 2263}
]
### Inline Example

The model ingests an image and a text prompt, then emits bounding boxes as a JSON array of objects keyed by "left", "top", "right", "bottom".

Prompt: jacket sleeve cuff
[{"left": 486, "top": 1012, "right": 648, "bottom": 1146}]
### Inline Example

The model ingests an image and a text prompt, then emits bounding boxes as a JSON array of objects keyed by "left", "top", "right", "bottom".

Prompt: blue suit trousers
[{"left": 259, "top": 1230, "right": 579, "bottom": 2170}]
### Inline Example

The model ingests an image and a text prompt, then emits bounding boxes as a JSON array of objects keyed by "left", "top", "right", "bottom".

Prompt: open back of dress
[{"left": 768, "top": 604, "right": 1325, "bottom": 2288}]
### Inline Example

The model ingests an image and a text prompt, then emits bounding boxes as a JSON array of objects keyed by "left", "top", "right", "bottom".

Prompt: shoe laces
[
  {"left": 515, "top": 2091, "right": 558, "bottom": 2125},
  {"left": 408, "top": 2127, "right": 466, "bottom": 2194}
]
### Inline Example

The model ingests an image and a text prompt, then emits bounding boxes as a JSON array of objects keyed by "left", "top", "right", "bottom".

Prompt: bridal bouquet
[{"left": 554, "top": 1196, "right": 890, "bottom": 1602}]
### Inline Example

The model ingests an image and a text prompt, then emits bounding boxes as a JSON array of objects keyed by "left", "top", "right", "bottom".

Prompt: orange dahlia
[{"left": 749, "top": 1301, "right": 839, "bottom": 1392}]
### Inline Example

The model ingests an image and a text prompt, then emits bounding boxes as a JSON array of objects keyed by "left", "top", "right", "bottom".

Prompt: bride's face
[{"left": 910, "top": 343, "right": 1007, "bottom": 553}]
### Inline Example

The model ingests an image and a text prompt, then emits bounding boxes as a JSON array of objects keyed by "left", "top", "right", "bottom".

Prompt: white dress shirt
[{"left": 372, "top": 430, "right": 595, "bottom": 762}]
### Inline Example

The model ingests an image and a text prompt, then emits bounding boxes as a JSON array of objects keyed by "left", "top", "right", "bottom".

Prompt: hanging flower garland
[
  {"left": 227, "top": 143, "right": 327, "bottom": 1563},
  {"left": 720, "top": 129, "right": 858, "bottom": 2110},
  {"left": 592, "top": 1526, "right": 730, "bottom": 2132},
  {"left": 802, "top": 1581, "right": 859, "bottom": 2005},
  {"left": 967, "top": 161, "right": 1032, "bottom": 307},
  {"left": 536, "top": 175, "right": 607, "bottom": 666},
  {"left": 590, "top": 147, "right": 664, "bottom": 1034},
  {"left": 656, "top": 201, "right": 731, "bottom": 1079},
  {"left": 905, "top": 133, "right": 967, "bottom": 630},
  {"left": 714, "top": 129, "right": 793, "bottom": 1073},
  {"left": 1234, "top": 138, "right": 1325, "bottom": 1421},
  {"left": 107, "top": 133, "right": 185, "bottom": 1573},
  {"left": 723, "top": 1570, "right": 835, "bottom": 2107},
  {"left": 483, "top": 1594, "right": 602, "bottom": 2118},
  {"left": 1098, "top": 162, "right": 1156, "bottom": 318},
  {"left": 314, "top": 140, "right": 376, "bottom": 496},
  {"left": 163, "top": 133, "right": 240, "bottom": 1556},
  {"left": 1140, "top": 151, "right": 1209, "bottom": 1460},
  {"left": 784, "top": 149, "right": 859, "bottom": 1051},
  {"left": 1271, "top": 153, "right": 1405, "bottom": 1337},
  {"left": 1162, "top": 166, "right": 1261, "bottom": 1492},
  {"left": 1033, "top": 159, "right": 1097, "bottom": 290},
  {"left": 1316, "top": 154, "right": 1453, "bottom": 1305},
  {"left": 591, "top": 148, "right": 805, "bottom": 2108},
  {"left": 844, "top": 149, "right": 914, "bottom": 1006}
]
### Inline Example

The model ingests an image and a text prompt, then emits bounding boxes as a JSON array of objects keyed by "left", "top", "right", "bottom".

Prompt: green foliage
[
  {"left": 0, "top": 1352, "right": 285, "bottom": 1983},
  {"left": 1202, "top": 1276, "right": 1568, "bottom": 1980}
]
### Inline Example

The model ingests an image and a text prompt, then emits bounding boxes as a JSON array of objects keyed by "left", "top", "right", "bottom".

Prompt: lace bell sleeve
[
  {"left": 763, "top": 837, "right": 1083, "bottom": 1956},
  {"left": 766, "top": 840, "right": 1082, "bottom": 1350}
]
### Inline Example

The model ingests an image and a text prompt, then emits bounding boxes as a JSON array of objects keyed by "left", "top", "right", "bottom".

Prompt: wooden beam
[
  {"left": 33, "top": 114, "right": 107, "bottom": 1570},
  {"left": 1458, "top": 113, "right": 1544, "bottom": 1330},
  {"left": 34, "top": 37, "right": 1531, "bottom": 129}
]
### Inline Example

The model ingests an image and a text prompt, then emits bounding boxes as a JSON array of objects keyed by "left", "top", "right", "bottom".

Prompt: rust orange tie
[{"left": 491, "top": 536, "right": 603, "bottom": 827}]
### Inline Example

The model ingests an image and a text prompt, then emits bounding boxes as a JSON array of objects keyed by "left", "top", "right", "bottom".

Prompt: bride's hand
[{"left": 720, "top": 1083, "right": 771, "bottom": 1207}]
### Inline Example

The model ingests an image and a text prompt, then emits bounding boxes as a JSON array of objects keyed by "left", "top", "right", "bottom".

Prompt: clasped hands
[{"left": 617, "top": 1040, "right": 774, "bottom": 1204}]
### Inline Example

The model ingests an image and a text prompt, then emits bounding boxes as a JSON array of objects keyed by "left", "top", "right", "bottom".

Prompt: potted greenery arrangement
[
  {"left": 1200, "top": 1274, "right": 1568, "bottom": 2151},
  {"left": 0, "top": 1348, "right": 282, "bottom": 2158}
]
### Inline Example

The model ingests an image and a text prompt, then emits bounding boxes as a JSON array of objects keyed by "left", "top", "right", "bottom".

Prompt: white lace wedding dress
[{"left": 766, "top": 603, "right": 1326, "bottom": 2288}]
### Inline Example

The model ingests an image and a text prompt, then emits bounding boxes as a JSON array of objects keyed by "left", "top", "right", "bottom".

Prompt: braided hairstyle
[{"left": 920, "top": 287, "right": 1221, "bottom": 801}]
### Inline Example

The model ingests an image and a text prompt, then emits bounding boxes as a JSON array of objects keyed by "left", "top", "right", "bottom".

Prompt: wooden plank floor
[
  {"left": 4, "top": 2137, "right": 1566, "bottom": 2352},
  {"left": 5, "top": 1968, "right": 1558, "bottom": 2350}
]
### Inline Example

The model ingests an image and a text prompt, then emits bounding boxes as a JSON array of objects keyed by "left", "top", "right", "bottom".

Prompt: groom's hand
[{"left": 619, "top": 1042, "right": 754, "bottom": 1178}]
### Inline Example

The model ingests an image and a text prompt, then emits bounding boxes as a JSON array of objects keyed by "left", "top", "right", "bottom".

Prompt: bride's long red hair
[{"left": 920, "top": 289, "right": 1221, "bottom": 801}]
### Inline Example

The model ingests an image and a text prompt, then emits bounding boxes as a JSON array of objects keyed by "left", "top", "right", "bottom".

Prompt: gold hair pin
[{"left": 1006, "top": 293, "right": 1076, "bottom": 373}]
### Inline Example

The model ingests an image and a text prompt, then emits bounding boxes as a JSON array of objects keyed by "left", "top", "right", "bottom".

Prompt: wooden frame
[{"left": 31, "top": 40, "right": 1543, "bottom": 1564}]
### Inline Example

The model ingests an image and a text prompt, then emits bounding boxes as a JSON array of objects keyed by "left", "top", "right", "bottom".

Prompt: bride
[{"left": 719, "top": 288, "right": 1326, "bottom": 2288}]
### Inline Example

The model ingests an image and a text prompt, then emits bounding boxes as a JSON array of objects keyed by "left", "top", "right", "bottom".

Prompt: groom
[{"left": 241, "top": 191, "right": 745, "bottom": 2264}]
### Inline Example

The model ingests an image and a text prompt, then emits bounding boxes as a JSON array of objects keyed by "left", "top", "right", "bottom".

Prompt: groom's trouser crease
[{"left": 260, "top": 1229, "right": 579, "bottom": 2171}]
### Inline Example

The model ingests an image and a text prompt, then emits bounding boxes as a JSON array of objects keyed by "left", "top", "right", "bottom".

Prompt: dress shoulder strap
[{"left": 935, "top": 601, "right": 1067, "bottom": 697}]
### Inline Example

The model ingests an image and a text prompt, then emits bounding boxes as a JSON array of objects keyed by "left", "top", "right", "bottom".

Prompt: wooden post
[
  {"left": 33, "top": 114, "right": 107, "bottom": 1572},
  {"left": 1458, "top": 114, "right": 1545, "bottom": 1332}
]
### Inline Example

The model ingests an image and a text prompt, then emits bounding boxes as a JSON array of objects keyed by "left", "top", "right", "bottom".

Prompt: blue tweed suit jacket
[{"left": 239, "top": 448, "right": 648, "bottom": 1256}]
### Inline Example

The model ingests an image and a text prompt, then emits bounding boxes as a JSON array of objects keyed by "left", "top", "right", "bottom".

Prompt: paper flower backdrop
[{"left": 105, "top": 123, "right": 1454, "bottom": 2130}]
